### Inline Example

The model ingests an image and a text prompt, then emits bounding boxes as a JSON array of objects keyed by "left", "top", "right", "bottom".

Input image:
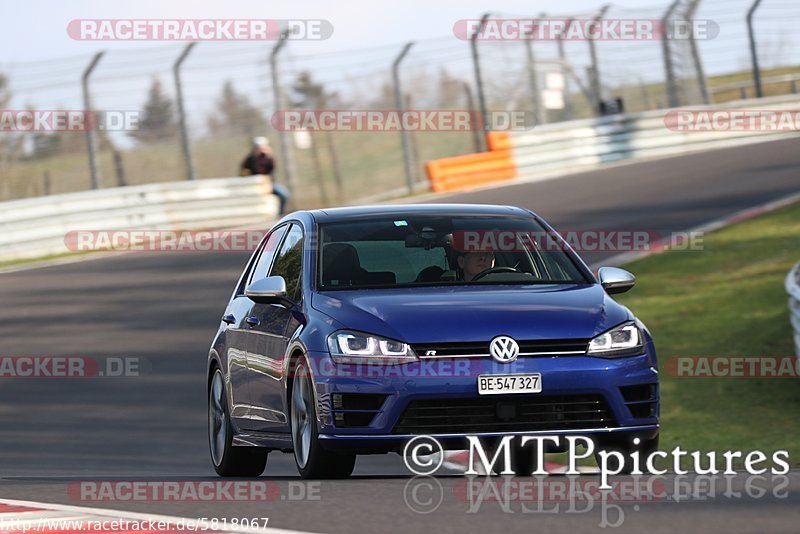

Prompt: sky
[
  {"left": 2, "top": 0, "right": 614, "bottom": 64},
  {"left": 2, "top": 0, "right": 796, "bottom": 143}
]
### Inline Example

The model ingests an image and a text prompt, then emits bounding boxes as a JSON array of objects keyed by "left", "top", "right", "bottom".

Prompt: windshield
[{"left": 318, "top": 215, "right": 589, "bottom": 289}]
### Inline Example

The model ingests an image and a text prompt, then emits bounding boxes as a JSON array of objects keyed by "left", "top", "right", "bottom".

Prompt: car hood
[{"left": 311, "top": 284, "right": 631, "bottom": 343}]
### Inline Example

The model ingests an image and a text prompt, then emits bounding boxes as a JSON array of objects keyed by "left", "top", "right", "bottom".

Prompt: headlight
[
  {"left": 327, "top": 330, "right": 418, "bottom": 364},
  {"left": 587, "top": 322, "right": 645, "bottom": 358}
]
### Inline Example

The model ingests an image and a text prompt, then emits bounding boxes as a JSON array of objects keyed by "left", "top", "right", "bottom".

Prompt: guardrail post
[
  {"left": 587, "top": 5, "right": 611, "bottom": 115},
  {"left": 81, "top": 51, "right": 104, "bottom": 190},
  {"left": 392, "top": 42, "right": 415, "bottom": 195},
  {"left": 173, "top": 42, "right": 197, "bottom": 181},
  {"left": 661, "top": 0, "right": 682, "bottom": 108},
  {"left": 461, "top": 81, "right": 483, "bottom": 153},
  {"left": 470, "top": 12, "right": 491, "bottom": 150},
  {"left": 271, "top": 30, "right": 298, "bottom": 198},
  {"left": 524, "top": 18, "right": 545, "bottom": 125},
  {"left": 786, "top": 262, "right": 800, "bottom": 357},
  {"left": 685, "top": 0, "right": 711, "bottom": 105},
  {"left": 747, "top": 0, "right": 765, "bottom": 98}
]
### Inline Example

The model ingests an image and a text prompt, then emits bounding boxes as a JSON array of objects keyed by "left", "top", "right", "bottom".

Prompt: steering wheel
[{"left": 471, "top": 266, "right": 519, "bottom": 281}]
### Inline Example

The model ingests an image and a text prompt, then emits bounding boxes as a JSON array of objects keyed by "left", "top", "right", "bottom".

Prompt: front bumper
[{"left": 307, "top": 347, "right": 659, "bottom": 453}]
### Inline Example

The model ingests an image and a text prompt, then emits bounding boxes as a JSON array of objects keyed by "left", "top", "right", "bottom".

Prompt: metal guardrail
[
  {"left": 787, "top": 262, "right": 800, "bottom": 357},
  {"left": 500, "top": 93, "right": 800, "bottom": 178},
  {"left": 426, "top": 94, "right": 800, "bottom": 191},
  {"left": 0, "top": 176, "right": 279, "bottom": 263},
  {"left": 710, "top": 74, "right": 800, "bottom": 100}
]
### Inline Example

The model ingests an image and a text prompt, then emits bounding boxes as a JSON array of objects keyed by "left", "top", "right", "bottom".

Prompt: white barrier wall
[
  {"left": 787, "top": 262, "right": 800, "bottom": 357},
  {"left": 493, "top": 94, "right": 800, "bottom": 181},
  {"left": 0, "top": 176, "right": 279, "bottom": 263}
]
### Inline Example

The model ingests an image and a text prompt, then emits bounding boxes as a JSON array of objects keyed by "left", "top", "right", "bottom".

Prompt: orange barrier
[
  {"left": 425, "top": 135, "right": 518, "bottom": 192},
  {"left": 486, "top": 131, "right": 513, "bottom": 151}
]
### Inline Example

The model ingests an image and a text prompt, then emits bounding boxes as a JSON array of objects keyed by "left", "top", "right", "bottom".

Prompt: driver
[{"left": 457, "top": 251, "right": 496, "bottom": 282}]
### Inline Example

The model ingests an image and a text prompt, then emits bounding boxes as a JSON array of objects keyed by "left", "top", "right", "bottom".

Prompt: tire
[
  {"left": 208, "top": 367, "right": 268, "bottom": 477},
  {"left": 594, "top": 433, "right": 659, "bottom": 475},
  {"left": 290, "top": 357, "right": 356, "bottom": 479}
]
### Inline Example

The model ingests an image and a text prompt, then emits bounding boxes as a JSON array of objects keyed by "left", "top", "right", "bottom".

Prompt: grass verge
[{"left": 615, "top": 200, "right": 800, "bottom": 466}]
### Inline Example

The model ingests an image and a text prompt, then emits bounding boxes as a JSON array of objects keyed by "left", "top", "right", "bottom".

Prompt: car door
[
  {"left": 228, "top": 224, "right": 287, "bottom": 429},
  {"left": 245, "top": 223, "right": 304, "bottom": 432}
]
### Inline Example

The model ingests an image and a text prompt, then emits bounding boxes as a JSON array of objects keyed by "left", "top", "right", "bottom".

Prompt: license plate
[{"left": 478, "top": 373, "right": 542, "bottom": 395}]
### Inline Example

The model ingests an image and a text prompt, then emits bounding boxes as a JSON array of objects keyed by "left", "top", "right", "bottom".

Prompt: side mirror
[
  {"left": 245, "top": 276, "right": 293, "bottom": 306},
  {"left": 598, "top": 267, "right": 636, "bottom": 295}
]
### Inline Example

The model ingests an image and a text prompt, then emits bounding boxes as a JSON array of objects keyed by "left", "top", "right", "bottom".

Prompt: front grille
[
  {"left": 412, "top": 339, "right": 590, "bottom": 358},
  {"left": 620, "top": 384, "right": 658, "bottom": 419},
  {"left": 393, "top": 394, "right": 616, "bottom": 434}
]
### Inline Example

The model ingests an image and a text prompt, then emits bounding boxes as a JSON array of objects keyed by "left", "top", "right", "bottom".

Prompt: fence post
[
  {"left": 686, "top": 0, "right": 711, "bottom": 105},
  {"left": 557, "top": 18, "right": 576, "bottom": 120},
  {"left": 747, "top": 0, "right": 765, "bottom": 98},
  {"left": 786, "top": 262, "right": 800, "bottom": 357},
  {"left": 113, "top": 149, "right": 126, "bottom": 187},
  {"left": 270, "top": 30, "right": 297, "bottom": 199},
  {"left": 524, "top": 19, "right": 545, "bottom": 125},
  {"left": 470, "top": 12, "right": 491, "bottom": 150},
  {"left": 587, "top": 5, "right": 611, "bottom": 115},
  {"left": 392, "top": 41, "right": 415, "bottom": 195},
  {"left": 173, "top": 42, "right": 197, "bottom": 181},
  {"left": 461, "top": 81, "right": 483, "bottom": 153},
  {"left": 81, "top": 51, "right": 104, "bottom": 190},
  {"left": 661, "top": 0, "right": 682, "bottom": 108}
]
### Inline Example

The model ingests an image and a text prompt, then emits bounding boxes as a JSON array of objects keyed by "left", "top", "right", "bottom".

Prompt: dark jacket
[{"left": 240, "top": 153, "right": 275, "bottom": 176}]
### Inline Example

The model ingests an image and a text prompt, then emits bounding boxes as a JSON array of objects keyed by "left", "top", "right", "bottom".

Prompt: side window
[
  {"left": 248, "top": 225, "right": 288, "bottom": 285},
  {"left": 269, "top": 225, "right": 304, "bottom": 302}
]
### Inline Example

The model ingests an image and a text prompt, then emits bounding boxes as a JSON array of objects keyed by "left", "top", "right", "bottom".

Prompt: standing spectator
[{"left": 240, "top": 136, "right": 289, "bottom": 215}]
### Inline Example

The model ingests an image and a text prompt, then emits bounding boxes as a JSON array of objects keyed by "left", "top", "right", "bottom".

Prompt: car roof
[{"left": 303, "top": 204, "right": 534, "bottom": 223}]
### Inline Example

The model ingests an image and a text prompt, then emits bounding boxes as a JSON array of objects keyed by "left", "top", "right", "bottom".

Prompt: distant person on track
[{"left": 240, "top": 136, "right": 289, "bottom": 216}]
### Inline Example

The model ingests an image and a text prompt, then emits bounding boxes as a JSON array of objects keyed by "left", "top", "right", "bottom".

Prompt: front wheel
[
  {"left": 208, "top": 368, "right": 268, "bottom": 477},
  {"left": 291, "top": 357, "right": 356, "bottom": 479}
]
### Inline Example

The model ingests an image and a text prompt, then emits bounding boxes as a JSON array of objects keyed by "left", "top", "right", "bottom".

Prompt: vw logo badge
[{"left": 489, "top": 336, "right": 519, "bottom": 363}]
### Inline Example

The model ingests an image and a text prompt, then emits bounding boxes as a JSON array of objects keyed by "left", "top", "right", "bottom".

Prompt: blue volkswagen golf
[{"left": 207, "top": 204, "right": 659, "bottom": 478}]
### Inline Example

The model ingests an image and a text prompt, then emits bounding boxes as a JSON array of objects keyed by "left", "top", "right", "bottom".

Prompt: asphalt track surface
[{"left": 1, "top": 138, "right": 799, "bottom": 533}]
